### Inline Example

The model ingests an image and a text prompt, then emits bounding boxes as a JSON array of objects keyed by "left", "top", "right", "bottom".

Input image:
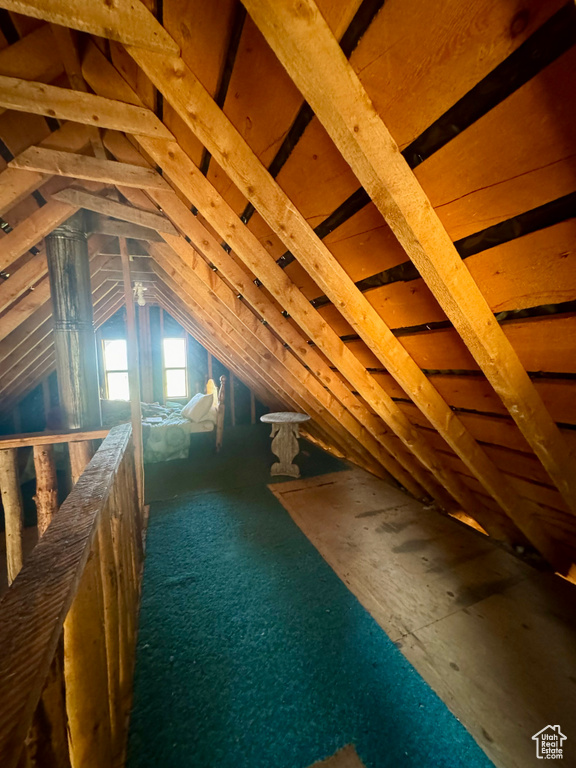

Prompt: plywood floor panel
[{"left": 271, "top": 469, "right": 576, "bottom": 768}]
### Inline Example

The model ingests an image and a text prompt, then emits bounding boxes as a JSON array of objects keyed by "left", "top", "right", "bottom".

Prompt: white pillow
[{"left": 181, "top": 392, "right": 214, "bottom": 423}]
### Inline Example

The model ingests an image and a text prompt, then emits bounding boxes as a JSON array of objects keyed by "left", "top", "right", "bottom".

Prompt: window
[
  {"left": 163, "top": 338, "right": 187, "bottom": 398},
  {"left": 103, "top": 339, "right": 129, "bottom": 401}
]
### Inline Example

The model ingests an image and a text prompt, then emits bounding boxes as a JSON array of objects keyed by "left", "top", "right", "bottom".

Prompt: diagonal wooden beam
[
  {"left": 52, "top": 187, "right": 178, "bottom": 235},
  {"left": 8, "top": 147, "right": 169, "bottom": 190},
  {"left": 0, "top": 75, "right": 173, "bottom": 140},
  {"left": 0, "top": 24, "right": 63, "bottom": 83},
  {"left": 116, "top": 180, "right": 437, "bottom": 500},
  {"left": 0, "top": 200, "right": 76, "bottom": 273},
  {"left": 0, "top": 122, "right": 95, "bottom": 217},
  {"left": 96, "top": 34, "right": 566, "bottom": 564},
  {"left": 87, "top": 214, "right": 163, "bottom": 242},
  {"left": 79, "top": 48, "right": 533, "bottom": 545},
  {"left": 0, "top": 276, "right": 52, "bottom": 343},
  {"left": 0, "top": 0, "right": 179, "bottom": 54},
  {"left": 241, "top": 0, "right": 576, "bottom": 516},
  {"left": 113, "top": 147, "right": 481, "bottom": 514},
  {"left": 0, "top": 250, "right": 47, "bottom": 314}
]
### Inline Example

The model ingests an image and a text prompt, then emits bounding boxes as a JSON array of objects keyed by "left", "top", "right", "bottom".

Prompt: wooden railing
[{"left": 0, "top": 424, "right": 143, "bottom": 768}]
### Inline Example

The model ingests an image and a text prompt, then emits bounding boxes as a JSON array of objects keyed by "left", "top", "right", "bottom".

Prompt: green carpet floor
[{"left": 129, "top": 425, "right": 494, "bottom": 768}]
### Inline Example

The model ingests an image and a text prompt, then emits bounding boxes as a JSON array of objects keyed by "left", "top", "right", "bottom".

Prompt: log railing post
[
  {"left": 0, "top": 426, "right": 143, "bottom": 768},
  {"left": 0, "top": 448, "right": 23, "bottom": 584},
  {"left": 32, "top": 445, "right": 58, "bottom": 536},
  {"left": 63, "top": 539, "right": 112, "bottom": 768}
]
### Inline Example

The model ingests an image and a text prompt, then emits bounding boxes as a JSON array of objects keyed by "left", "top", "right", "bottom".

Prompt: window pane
[
  {"left": 103, "top": 339, "right": 127, "bottom": 372},
  {"left": 163, "top": 338, "right": 186, "bottom": 368},
  {"left": 107, "top": 371, "right": 130, "bottom": 401},
  {"left": 166, "top": 369, "right": 186, "bottom": 398}
]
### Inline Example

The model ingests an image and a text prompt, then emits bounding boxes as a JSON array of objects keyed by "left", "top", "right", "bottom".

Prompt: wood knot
[{"left": 510, "top": 9, "right": 530, "bottom": 38}]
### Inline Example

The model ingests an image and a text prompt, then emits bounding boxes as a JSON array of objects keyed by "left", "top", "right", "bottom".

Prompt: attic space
[{"left": 0, "top": 1, "right": 575, "bottom": 767}]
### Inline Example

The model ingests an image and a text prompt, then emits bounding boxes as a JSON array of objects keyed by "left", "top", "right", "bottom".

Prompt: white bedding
[{"left": 143, "top": 407, "right": 216, "bottom": 463}]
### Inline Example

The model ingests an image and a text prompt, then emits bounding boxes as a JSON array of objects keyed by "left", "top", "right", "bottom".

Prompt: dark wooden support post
[
  {"left": 120, "top": 237, "right": 144, "bottom": 510},
  {"left": 230, "top": 372, "right": 236, "bottom": 427},
  {"left": 250, "top": 392, "right": 256, "bottom": 425},
  {"left": 45, "top": 211, "right": 101, "bottom": 483}
]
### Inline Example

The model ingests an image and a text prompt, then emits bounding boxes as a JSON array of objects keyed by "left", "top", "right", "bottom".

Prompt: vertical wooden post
[
  {"left": 120, "top": 237, "right": 144, "bottom": 510},
  {"left": 230, "top": 372, "right": 236, "bottom": 427},
  {"left": 33, "top": 445, "right": 58, "bottom": 536},
  {"left": 250, "top": 392, "right": 256, "bottom": 425},
  {"left": 0, "top": 448, "right": 23, "bottom": 584},
  {"left": 97, "top": 504, "right": 121, "bottom": 760},
  {"left": 64, "top": 540, "right": 112, "bottom": 768}
]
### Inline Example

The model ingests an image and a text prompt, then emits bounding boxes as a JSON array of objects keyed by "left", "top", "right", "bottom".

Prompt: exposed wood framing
[
  {"left": 0, "top": 0, "right": 179, "bottom": 53},
  {"left": 75, "top": 48, "right": 505, "bottom": 533},
  {"left": 52, "top": 187, "right": 178, "bottom": 234},
  {"left": 240, "top": 0, "right": 576, "bottom": 515},
  {"left": 0, "top": 75, "right": 173, "bottom": 139},
  {"left": 9, "top": 147, "right": 170, "bottom": 189}
]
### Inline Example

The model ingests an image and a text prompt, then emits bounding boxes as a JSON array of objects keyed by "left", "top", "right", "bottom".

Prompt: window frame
[
  {"left": 162, "top": 337, "right": 188, "bottom": 399},
  {"left": 102, "top": 338, "right": 130, "bottom": 401}
]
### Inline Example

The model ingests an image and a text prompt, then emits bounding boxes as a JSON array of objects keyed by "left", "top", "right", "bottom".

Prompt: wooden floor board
[{"left": 270, "top": 469, "right": 576, "bottom": 768}]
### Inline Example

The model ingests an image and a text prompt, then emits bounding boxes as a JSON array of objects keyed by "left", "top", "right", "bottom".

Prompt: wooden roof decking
[{"left": 0, "top": 0, "right": 574, "bottom": 572}]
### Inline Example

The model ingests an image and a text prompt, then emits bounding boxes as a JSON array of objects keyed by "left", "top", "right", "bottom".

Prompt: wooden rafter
[
  {"left": 240, "top": 0, "right": 576, "bottom": 516},
  {"left": 51, "top": 188, "right": 178, "bottom": 235},
  {"left": 0, "top": 75, "right": 173, "bottom": 140},
  {"left": 84, "top": 54, "right": 542, "bottom": 543},
  {"left": 84, "top": 29, "right": 564, "bottom": 563},
  {"left": 0, "top": 0, "right": 179, "bottom": 54},
  {"left": 76, "top": 46, "right": 539, "bottom": 545},
  {"left": 8, "top": 147, "right": 170, "bottom": 190}
]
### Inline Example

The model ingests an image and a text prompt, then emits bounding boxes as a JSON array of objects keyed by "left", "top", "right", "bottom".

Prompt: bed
[{"left": 101, "top": 376, "right": 226, "bottom": 464}]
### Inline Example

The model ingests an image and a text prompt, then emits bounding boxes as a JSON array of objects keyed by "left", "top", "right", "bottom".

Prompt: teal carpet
[{"left": 129, "top": 425, "right": 493, "bottom": 768}]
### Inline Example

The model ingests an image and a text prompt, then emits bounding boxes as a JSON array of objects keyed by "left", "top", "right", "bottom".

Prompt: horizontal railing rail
[{"left": 0, "top": 424, "right": 143, "bottom": 768}]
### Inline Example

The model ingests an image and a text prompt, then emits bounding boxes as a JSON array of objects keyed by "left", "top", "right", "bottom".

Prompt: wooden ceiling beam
[
  {"left": 242, "top": 0, "right": 576, "bottom": 517},
  {"left": 116, "top": 34, "right": 568, "bottom": 565},
  {"left": 0, "top": 0, "right": 179, "bottom": 54},
  {"left": 0, "top": 199, "right": 76, "bottom": 273},
  {"left": 0, "top": 24, "right": 63, "bottom": 84},
  {"left": 86, "top": 214, "right": 163, "bottom": 242},
  {"left": 113, "top": 152, "right": 464, "bottom": 508},
  {"left": 52, "top": 187, "right": 178, "bottom": 235},
  {"left": 0, "top": 75, "right": 173, "bottom": 140},
  {"left": 0, "top": 249, "right": 47, "bottom": 314},
  {"left": 0, "top": 122, "right": 95, "bottom": 217},
  {"left": 0, "top": 275, "right": 51, "bottom": 342},
  {"left": 78, "top": 49, "right": 531, "bottom": 544},
  {"left": 0, "top": 287, "right": 124, "bottom": 413},
  {"left": 8, "top": 147, "right": 170, "bottom": 190}
]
